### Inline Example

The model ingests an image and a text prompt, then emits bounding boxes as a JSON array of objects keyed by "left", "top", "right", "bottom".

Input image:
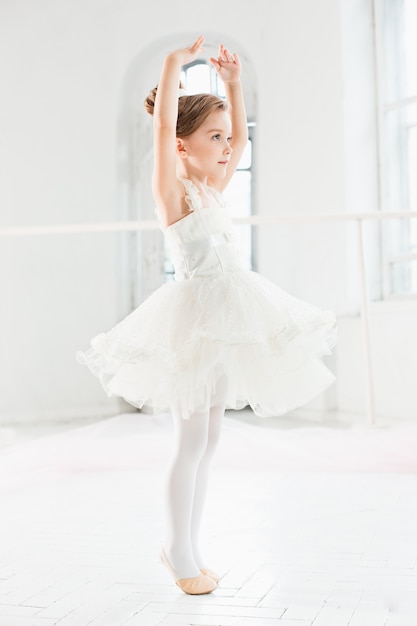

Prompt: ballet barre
[
  {"left": 1, "top": 209, "right": 417, "bottom": 427},
  {"left": 2, "top": 210, "right": 417, "bottom": 236}
]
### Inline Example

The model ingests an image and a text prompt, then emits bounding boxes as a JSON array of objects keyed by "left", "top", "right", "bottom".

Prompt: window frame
[{"left": 374, "top": 0, "right": 417, "bottom": 299}]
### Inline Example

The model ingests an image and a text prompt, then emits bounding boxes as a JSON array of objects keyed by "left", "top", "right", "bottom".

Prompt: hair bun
[
  {"left": 144, "top": 81, "right": 186, "bottom": 116},
  {"left": 144, "top": 87, "right": 157, "bottom": 115}
]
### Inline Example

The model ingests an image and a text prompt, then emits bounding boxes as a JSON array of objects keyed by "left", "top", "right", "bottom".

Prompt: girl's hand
[
  {"left": 169, "top": 35, "right": 205, "bottom": 67},
  {"left": 210, "top": 43, "right": 241, "bottom": 83}
]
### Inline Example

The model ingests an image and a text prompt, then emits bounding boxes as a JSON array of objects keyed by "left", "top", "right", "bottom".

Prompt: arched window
[{"left": 120, "top": 38, "right": 256, "bottom": 314}]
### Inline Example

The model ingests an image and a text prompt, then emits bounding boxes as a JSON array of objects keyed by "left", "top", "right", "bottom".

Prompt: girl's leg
[
  {"left": 163, "top": 407, "right": 210, "bottom": 579},
  {"left": 190, "top": 402, "right": 225, "bottom": 569}
]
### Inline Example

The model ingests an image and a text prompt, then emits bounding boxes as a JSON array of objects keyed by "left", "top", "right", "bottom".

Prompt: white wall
[
  {"left": 337, "top": 300, "right": 417, "bottom": 420},
  {"left": 0, "top": 0, "right": 415, "bottom": 424}
]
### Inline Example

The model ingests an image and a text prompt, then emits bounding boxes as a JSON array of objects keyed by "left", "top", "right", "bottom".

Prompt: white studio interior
[{"left": 0, "top": 1, "right": 416, "bottom": 625}]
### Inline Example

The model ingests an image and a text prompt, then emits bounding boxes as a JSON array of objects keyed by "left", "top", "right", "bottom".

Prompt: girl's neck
[
  {"left": 177, "top": 170, "right": 211, "bottom": 193},
  {"left": 177, "top": 171, "right": 220, "bottom": 208}
]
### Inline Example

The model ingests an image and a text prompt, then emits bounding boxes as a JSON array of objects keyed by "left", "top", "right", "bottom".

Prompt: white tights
[{"left": 163, "top": 384, "right": 226, "bottom": 578}]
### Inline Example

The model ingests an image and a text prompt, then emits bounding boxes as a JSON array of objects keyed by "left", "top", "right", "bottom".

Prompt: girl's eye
[
  {"left": 212, "top": 134, "right": 221, "bottom": 141},
  {"left": 227, "top": 136, "right": 232, "bottom": 143}
]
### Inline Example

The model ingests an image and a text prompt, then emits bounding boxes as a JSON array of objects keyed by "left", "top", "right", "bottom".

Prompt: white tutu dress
[{"left": 77, "top": 178, "right": 337, "bottom": 419}]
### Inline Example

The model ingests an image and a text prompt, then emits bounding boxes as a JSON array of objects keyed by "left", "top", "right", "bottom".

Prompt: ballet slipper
[
  {"left": 160, "top": 549, "right": 217, "bottom": 595},
  {"left": 200, "top": 567, "right": 221, "bottom": 583}
]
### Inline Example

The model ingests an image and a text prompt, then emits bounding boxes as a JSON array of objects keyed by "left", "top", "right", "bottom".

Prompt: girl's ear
[{"left": 176, "top": 138, "right": 187, "bottom": 158}]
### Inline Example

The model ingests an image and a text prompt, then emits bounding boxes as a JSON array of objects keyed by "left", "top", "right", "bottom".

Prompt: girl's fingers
[
  {"left": 191, "top": 35, "right": 204, "bottom": 51},
  {"left": 209, "top": 57, "right": 221, "bottom": 71},
  {"left": 219, "top": 43, "right": 228, "bottom": 62},
  {"left": 218, "top": 44, "right": 237, "bottom": 64},
  {"left": 224, "top": 48, "right": 234, "bottom": 62}
]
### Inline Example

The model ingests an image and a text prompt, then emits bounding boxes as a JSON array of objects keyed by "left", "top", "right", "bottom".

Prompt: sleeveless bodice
[{"left": 159, "top": 179, "right": 244, "bottom": 281}]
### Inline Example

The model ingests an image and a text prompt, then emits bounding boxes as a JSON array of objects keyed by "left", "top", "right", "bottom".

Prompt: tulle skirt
[{"left": 76, "top": 269, "right": 337, "bottom": 419}]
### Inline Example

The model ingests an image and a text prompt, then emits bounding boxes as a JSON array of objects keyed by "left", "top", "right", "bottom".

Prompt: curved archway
[{"left": 116, "top": 32, "right": 257, "bottom": 313}]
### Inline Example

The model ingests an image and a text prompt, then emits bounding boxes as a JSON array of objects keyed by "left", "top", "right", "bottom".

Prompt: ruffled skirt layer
[{"left": 76, "top": 270, "right": 337, "bottom": 419}]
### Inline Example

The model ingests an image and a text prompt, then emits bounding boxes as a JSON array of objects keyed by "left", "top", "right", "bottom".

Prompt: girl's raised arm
[
  {"left": 152, "top": 36, "right": 205, "bottom": 216},
  {"left": 209, "top": 44, "right": 248, "bottom": 192}
]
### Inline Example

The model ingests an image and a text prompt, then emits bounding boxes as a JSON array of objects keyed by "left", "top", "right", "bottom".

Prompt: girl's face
[{"left": 178, "top": 110, "right": 233, "bottom": 179}]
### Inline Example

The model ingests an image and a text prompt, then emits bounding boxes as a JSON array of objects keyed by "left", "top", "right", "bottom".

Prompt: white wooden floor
[{"left": 1, "top": 410, "right": 417, "bottom": 626}]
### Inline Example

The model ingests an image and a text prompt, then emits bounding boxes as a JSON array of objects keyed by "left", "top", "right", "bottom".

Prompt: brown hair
[{"left": 144, "top": 84, "right": 228, "bottom": 138}]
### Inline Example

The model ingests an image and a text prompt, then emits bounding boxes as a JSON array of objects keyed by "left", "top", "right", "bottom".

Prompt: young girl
[{"left": 77, "top": 35, "right": 337, "bottom": 595}]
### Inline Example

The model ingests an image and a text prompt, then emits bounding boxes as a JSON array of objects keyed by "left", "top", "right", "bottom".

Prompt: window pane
[
  {"left": 215, "top": 75, "right": 226, "bottom": 98},
  {"left": 384, "top": 104, "right": 417, "bottom": 246},
  {"left": 409, "top": 126, "right": 417, "bottom": 249},
  {"left": 404, "top": 0, "right": 417, "bottom": 97},
  {"left": 185, "top": 63, "right": 211, "bottom": 94},
  {"left": 237, "top": 139, "right": 252, "bottom": 170},
  {"left": 225, "top": 171, "right": 251, "bottom": 215},
  {"left": 390, "top": 258, "right": 417, "bottom": 295},
  {"left": 225, "top": 171, "right": 252, "bottom": 270},
  {"left": 407, "top": 114, "right": 417, "bottom": 212},
  {"left": 380, "top": 1, "right": 417, "bottom": 296},
  {"left": 383, "top": 0, "right": 417, "bottom": 101},
  {"left": 384, "top": 107, "right": 408, "bottom": 212}
]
